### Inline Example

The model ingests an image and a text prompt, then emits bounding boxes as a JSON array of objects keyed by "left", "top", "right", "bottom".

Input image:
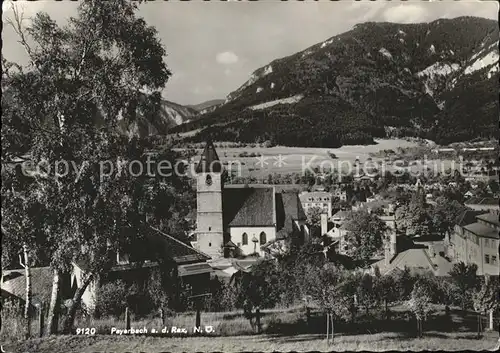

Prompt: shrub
[{"left": 95, "top": 280, "right": 128, "bottom": 318}]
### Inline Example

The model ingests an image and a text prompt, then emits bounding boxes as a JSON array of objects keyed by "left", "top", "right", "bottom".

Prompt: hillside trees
[
  {"left": 472, "top": 276, "right": 498, "bottom": 338},
  {"left": 407, "top": 280, "right": 432, "bottom": 338},
  {"left": 2, "top": 0, "right": 192, "bottom": 335},
  {"left": 342, "top": 210, "right": 387, "bottom": 263},
  {"left": 449, "top": 262, "right": 479, "bottom": 313}
]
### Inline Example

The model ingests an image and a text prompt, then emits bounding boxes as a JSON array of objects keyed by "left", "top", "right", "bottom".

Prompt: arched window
[
  {"left": 259, "top": 231, "right": 267, "bottom": 244},
  {"left": 242, "top": 232, "right": 248, "bottom": 245}
]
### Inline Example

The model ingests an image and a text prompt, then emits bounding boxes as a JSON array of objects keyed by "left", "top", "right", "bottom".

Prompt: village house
[
  {"left": 332, "top": 188, "right": 348, "bottom": 202},
  {"left": 464, "top": 197, "right": 499, "bottom": 214},
  {"left": 299, "top": 191, "right": 333, "bottom": 218},
  {"left": 371, "top": 234, "right": 454, "bottom": 277},
  {"left": 71, "top": 227, "right": 214, "bottom": 312},
  {"left": 192, "top": 141, "right": 309, "bottom": 259},
  {"left": 448, "top": 211, "right": 499, "bottom": 276}
]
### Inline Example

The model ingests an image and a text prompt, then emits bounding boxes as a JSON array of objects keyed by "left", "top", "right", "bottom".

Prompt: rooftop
[
  {"left": 463, "top": 222, "right": 499, "bottom": 239},
  {"left": 476, "top": 212, "right": 500, "bottom": 227},
  {"left": 2, "top": 267, "right": 53, "bottom": 305},
  {"left": 456, "top": 210, "right": 486, "bottom": 226},
  {"left": 372, "top": 248, "right": 452, "bottom": 277},
  {"left": 196, "top": 140, "right": 222, "bottom": 173},
  {"left": 223, "top": 186, "right": 276, "bottom": 227},
  {"left": 465, "top": 197, "right": 499, "bottom": 206}
]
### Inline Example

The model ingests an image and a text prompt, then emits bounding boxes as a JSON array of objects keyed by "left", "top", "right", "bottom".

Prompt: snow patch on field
[
  {"left": 321, "top": 39, "right": 334, "bottom": 48},
  {"left": 429, "top": 44, "right": 436, "bottom": 54},
  {"left": 248, "top": 94, "right": 304, "bottom": 111},
  {"left": 464, "top": 51, "right": 499, "bottom": 75},
  {"left": 398, "top": 30, "right": 406, "bottom": 36},
  {"left": 379, "top": 48, "right": 393, "bottom": 60},
  {"left": 487, "top": 64, "right": 498, "bottom": 79},
  {"left": 270, "top": 82, "right": 275, "bottom": 89},
  {"left": 301, "top": 50, "right": 313, "bottom": 58},
  {"left": 256, "top": 87, "right": 263, "bottom": 93},
  {"left": 417, "top": 62, "right": 460, "bottom": 78},
  {"left": 399, "top": 38, "right": 405, "bottom": 44},
  {"left": 263, "top": 65, "right": 273, "bottom": 76},
  {"left": 423, "top": 83, "right": 433, "bottom": 97}
]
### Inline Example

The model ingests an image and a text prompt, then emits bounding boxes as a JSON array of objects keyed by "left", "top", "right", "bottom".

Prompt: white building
[
  {"left": 193, "top": 141, "right": 309, "bottom": 258},
  {"left": 299, "top": 191, "right": 333, "bottom": 218}
]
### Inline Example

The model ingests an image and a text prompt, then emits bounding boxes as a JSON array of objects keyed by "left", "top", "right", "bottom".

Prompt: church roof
[
  {"left": 223, "top": 187, "right": 276, "bottom": 227},
  {"left": 281, "top": 192, "right": 307, "bottom": 221},
  {"left": 196, "top": 140, "right": 222, "bottom": 173}
]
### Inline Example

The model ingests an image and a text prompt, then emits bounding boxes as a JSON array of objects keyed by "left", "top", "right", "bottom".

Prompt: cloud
[
  {"left": 216, "top": 51, "right": 239, "bottom": 65},
  {"left": 383, "top": 5, "right": 428, "bottom": 24}
]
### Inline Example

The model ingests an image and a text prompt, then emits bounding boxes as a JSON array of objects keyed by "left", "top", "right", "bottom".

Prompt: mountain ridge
[{"left": 171, "top": 16, "right": 498, "bottom": 147}]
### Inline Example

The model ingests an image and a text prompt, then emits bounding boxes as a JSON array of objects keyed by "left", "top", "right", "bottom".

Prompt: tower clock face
[{"left": 206, "top": 174, "right": 213, "bottom": 186}]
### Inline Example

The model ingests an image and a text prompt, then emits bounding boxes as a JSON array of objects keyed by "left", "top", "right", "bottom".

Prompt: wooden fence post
[
  {"left": 255, "top": 307, "right": 261, "bottom": 334},
  {"left": 195, "top": 304, "right": 201, "bottom": 329},
  {"left": 38, "top": 303, "right": 44, "bottom": 338},
  {"left": 326, "top": 313, "right": 329, "bottom": 341},
  {"left": 125, "top": 307, "right": 130, "bottom": 330},
  {"left": 160, "top": 308, "right": 165, "bottom": 325}
]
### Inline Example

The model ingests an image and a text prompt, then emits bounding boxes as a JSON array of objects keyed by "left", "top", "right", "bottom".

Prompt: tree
[
  {"left": 2, "top": 0, "right": 191, "bottom": 335},
  {"left": 357, "top": 273, "right": 376, "bottom": 316},
  {"left": 435, "top": 279, "right": 460, "bottom": 318},
  {"left": 449, "top": 262, "right": 479, "bottom": 312},
  {"left": 472, "top": 276, "right": 498, "bottom": 339},
  {"left": 395, "top": 189, "right": 434, "bottom": 237},
  {"left": 1, "top": 167, "right": 49, "bottom": 338},
  {"left": 407, "top": 280, "right": 432, "bottom": 338},
  {"left": 235, "top": 260, "right": 281, "bottom": 333},
  {"left": 342, "top": 210, "right": 387, "bottom": 263},
  {"left": 306, "top": 206, "right": 324, "bottom": 238},
  {"left": 374, "top": 274, "right": 397, "bottom": 319},
  {"left": 432, "top": 196, "right": 466, "bottom": 239}
]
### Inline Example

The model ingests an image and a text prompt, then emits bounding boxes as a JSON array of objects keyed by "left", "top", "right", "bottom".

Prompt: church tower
[{"left": 194, "top": 140, "right": 224, "bottom": 259}]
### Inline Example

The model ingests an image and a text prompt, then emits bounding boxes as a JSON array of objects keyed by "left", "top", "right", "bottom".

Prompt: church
[{"left": 192, "top": 141, "right": 310, "bottom": 259}]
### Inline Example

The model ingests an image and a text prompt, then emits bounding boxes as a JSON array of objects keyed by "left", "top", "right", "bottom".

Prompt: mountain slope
[
  {"left": 173, "top": 17, "right": 498, "bottom": 147},
  {"left": 115, "top": 98, "right": 199, "bottom": 137},
  {"left": 188, "top": 99, "right": 225, "bottom": 114}
]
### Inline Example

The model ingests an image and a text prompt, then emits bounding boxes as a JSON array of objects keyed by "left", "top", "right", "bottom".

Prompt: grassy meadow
[
  {"left": 176, "top": 138, "right": 461, "bottom": 178},
  {"left": 2, "top": 305, "right": 498, "bottom": 352}
]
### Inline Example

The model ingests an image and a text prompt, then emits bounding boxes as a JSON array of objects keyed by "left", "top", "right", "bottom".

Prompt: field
[
  {"left": 180, "top": 138, "right": 459, "bottom": 178},
  {"left": 3, "top": 306, "right": 499, "bottom": 352},
  {"left": 4, "top": 330, "right": 499, "bottom": 352}
]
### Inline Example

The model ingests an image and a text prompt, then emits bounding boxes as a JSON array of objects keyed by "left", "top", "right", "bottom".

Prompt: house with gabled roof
[
  {"left": 71, "top": 226, "right": 213, "bottom": 313},
  {"left": 192, "top": 141, "right": 309, "bottom": 258},
  {"left": 1, "top": 267, "right": 56, "bottom": 312}
]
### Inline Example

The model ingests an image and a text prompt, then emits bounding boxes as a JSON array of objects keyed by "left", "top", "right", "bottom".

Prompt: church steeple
[{"left": 196, "top": 140, "right": 222, "bottom": 174}]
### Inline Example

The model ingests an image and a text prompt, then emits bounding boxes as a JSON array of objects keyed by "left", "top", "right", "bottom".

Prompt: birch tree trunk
[
  {"left": 23, "top": 243, "right": 32, "bottom": 339},
  {"left": 62, "top": 274, "right": 94, "bottom": 334},
  {"left": 46, "top": 269, "right": 61, "bottom": 335}
]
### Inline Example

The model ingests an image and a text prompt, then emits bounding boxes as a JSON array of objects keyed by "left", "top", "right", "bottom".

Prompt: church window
[
  {"left": 260, "top": 231, "right": 267, "bottom": 244},
  {"left": 206, "top": 174, "right": 212, "bottom": 186},
  {"left": 209, "top": 242, "right": 212, "bottom": 247},
  {"left": 242, "top": 233, "right": 248, "bottom": 245},
  {"left": 209, "top": 227, "right": 211, "bottom": 231}
]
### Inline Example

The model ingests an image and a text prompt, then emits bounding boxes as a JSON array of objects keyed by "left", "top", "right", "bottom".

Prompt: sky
[{"left": 2, "top": 0, "right": 498, "bottom": 105}]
